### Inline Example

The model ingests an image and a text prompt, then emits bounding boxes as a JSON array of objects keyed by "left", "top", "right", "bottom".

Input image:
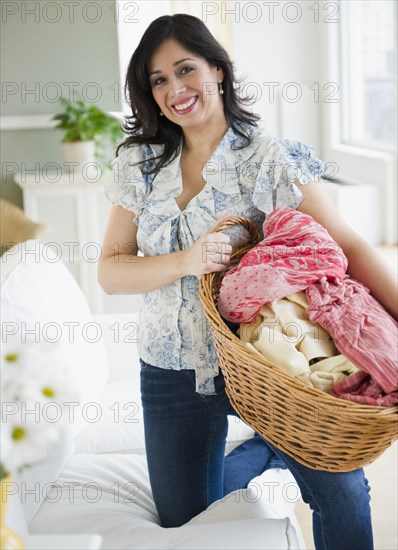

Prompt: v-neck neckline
[
  {"left": 173, "top": 126, "right": 232, "bottom": 213},
  {"left": 173, "top": 180, "right": 209, "bottom": 213}
]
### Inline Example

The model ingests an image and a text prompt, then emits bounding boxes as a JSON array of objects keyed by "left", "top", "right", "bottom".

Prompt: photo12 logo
[
  {"left": 202, "top": 2, "right": 339, "bottom": 24},
  {"left": 1, "top": 1, "right": 140, "bottom": 24}
]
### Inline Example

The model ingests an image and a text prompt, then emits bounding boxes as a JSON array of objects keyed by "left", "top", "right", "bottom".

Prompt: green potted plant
[{"left": 52, "top": 95, "right": 124, "bottom": 171}]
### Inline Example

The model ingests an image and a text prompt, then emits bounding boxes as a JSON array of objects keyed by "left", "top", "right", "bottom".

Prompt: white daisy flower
[
  {"left": 1, "top": 341, "right": 80, "bottom": 479},
  {"left": 17, "top": 351, "right": 80, "bottom": 407},
  {"left": 1, "top": 413, "right": 59, "bottom": 476}
]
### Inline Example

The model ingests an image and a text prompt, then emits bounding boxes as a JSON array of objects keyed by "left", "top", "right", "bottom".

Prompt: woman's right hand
[
  {"left": 183, "top": 232, "right": 232, "bottom": 277},
  {"left": 181, "top": 220, "right": 233, "bottom": 277}
]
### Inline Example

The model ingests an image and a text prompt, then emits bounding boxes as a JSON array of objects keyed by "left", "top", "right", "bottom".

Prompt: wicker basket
[{"left": 198, "top": 216, "right": 398, "bottom": 472}]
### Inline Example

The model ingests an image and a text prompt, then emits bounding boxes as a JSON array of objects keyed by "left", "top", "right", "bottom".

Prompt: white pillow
[
  {"left": 74, "top": 379, "right": 145, "bottom": 454},
  {"left": 0, "top": 240, "right": 109, "bottom": 436},
  {"left": 74, "top": 378, "right": 255, "bottom": 455},
  {"left": 128, "top": 518, "right": 301, "bottom": 549},
  {"left": 16, "top": 425, "right": 75, "bottom": 523},
  {"left": 226, "top": 415, "right": 256, "bottom": 454},
  {"left": 93, "top": 313, "right": 141, "bottom": 383},
  {"left": 247, "top": 469, "right": 306, "bottom": 549},
  {"left": 29, "top": 453, "right": 303, "bottom": 549}
]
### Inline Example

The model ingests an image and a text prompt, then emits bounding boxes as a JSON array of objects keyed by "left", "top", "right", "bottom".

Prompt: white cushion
[
  {"left": 74, "top": 378, "right": 255, "bottom": 455},
  {"left": 4, "top": 483, "right": 29, "bottom": 541},
  {"left": 1, "top": 240, "right": 109, "bottom": 436},
  {"left": 247, "top": 469, "right": 306, "bottom": 549},
  {"left": 29, "top": 453, "right": 303, "bottom": 549},
  {"left": 93, "top": 313, "right": 141, "bottom": 383},
  {"left": 226, "top": 415, "right": 256, "bottom": 453},
  {"left": 16, "top": 425, "right": 75, "bottom": 523},
  {"left": 128, "top": 518, "right": 300, "bottom": 549},
  {"left": 74, "top": 379, "right": 145, "bottom": 455}
]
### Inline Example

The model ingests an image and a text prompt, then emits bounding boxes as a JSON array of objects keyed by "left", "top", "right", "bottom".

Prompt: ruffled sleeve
[
  {"left": 104, "top": 143, "right": 149, "bottom": 222},
  {"left": 252, "top": 135, "right": 326, "bottom": 215}
]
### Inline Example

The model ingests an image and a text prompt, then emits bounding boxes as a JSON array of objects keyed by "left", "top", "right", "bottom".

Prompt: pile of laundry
[{"left": 218, "top": 207, "right": 398, "bottom": 407}]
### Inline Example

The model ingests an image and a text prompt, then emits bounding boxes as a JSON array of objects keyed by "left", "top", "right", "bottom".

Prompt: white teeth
[{"left": 174, "top": 97, "right": 196, "bottom": 111}]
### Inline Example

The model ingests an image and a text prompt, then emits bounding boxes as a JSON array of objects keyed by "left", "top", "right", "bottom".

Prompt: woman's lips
[{"left": 172, "top": 96, "right": 198, "bottom": 114}]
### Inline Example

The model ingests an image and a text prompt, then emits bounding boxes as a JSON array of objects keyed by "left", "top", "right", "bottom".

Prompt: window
[{"left": 339, "top": 0, "right": 397, "bottom": 152}]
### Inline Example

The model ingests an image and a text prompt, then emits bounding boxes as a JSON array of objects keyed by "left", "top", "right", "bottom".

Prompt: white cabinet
[{"left": 14, "top": 171, "right": 139, "bottom": 314}]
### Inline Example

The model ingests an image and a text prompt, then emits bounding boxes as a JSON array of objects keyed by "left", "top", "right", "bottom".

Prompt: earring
[
  {"left": 159, "top": 111, "right": 164, "bottom": 116},
  {"left": 218, "top": 82, "right": 224, "bottom": 95}
]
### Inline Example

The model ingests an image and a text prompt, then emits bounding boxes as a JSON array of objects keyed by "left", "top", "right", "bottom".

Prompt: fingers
[
  {"left": 211, "top": 262, "right": 229, "bottom": 273},
  {"left": 201, "top": 234, "right": 232, "bottom": 268},
  {"left": 205, "top": 231, "right": 231, "bottom": 244},
  {"left": 209, "top": 211, "right": 232, "bottom": 233},
  {"left": 194, "top": 216, "right": 234, "bottom": 275},
  {"left": 203, "top": 233, "right": 232, "bottom": 254}
]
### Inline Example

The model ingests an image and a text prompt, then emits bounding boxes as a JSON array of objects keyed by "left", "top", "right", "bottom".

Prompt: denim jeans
[{"left": 140, "top": 359, "right": 374, "bottom": 550}]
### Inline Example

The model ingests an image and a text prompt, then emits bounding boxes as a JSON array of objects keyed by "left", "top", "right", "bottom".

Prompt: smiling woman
[
  {"left": 148, "top": 41, "right": 224, "bottom": 127},
  {"left": 98, "top": 13, "right": 398, "bottom": 549}
]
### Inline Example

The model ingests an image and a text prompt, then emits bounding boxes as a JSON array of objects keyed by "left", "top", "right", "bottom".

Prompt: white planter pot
[{"left": 61, "top": 141, "right": 96, "bottom": 173}]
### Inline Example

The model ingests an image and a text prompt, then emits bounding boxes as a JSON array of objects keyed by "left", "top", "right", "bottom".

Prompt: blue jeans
[{"left": 140, "top": 360, "right": 374, "bottom": 550}]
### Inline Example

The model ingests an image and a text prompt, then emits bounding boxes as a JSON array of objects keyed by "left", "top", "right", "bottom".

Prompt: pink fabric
[
  {"left": 306, "top": 276, "right": 398, "bottom": 405},
  {"left": 330, "top": 371, "right": 398, "bottom": 407},
  {"left": 218, "top": 207, "right": 348, "bottom": 323},
  {"left": 217, "top": 206, "right": 398, "bottom": 406}
]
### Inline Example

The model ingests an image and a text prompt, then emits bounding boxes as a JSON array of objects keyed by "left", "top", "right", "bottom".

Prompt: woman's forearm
[
  {"left": 345, "top": 240, "right": 398, "bottom": 321},
  {"left": 98, "top": 223, "right": 232, "bottom": 295},
  {"left": 98, "top": 251, "right": 187, "bottom": 295}
]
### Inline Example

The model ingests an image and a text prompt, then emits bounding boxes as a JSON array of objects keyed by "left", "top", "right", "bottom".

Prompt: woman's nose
[{"left": 168, "top": 78, "right": 187, "bottom": 98}]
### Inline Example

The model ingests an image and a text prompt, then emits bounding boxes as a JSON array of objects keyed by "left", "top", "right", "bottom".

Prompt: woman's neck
[{"left": 181, "top": 118, "right": 229, "bottom": 160}]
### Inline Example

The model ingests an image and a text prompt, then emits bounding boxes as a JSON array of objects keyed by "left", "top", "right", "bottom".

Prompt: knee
[{"left": 301, "top": 469, "right": 371, "bottom": 512}]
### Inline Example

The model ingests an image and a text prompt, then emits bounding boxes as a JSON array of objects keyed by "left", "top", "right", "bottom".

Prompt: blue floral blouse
[{"left": 104, "top": 122, "right": 326, "bottom": 394}]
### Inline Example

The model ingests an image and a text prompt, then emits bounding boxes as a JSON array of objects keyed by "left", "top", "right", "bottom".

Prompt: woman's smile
[{"left": 172, "top": 95, "right": 198, "bottom": 114}]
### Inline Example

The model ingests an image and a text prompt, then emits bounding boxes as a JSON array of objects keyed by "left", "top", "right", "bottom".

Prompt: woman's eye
[
  {"left": 152, "top": 77, "right": 165, "bottom": 87},
  {"left": 150, "top": 67, "right": 194, "bottom": 87},
  {"left": 180, "top": 66, "right": 194, "bottom": 75}
]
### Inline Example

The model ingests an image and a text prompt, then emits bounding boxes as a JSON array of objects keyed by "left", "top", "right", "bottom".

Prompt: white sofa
[{"left": 1, "top": 241, "right": 306, "bottom": 549}]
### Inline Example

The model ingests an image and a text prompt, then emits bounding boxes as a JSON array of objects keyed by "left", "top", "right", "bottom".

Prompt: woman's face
[{"left": 148, "top": 38, "right": 225, "bottom": 131}]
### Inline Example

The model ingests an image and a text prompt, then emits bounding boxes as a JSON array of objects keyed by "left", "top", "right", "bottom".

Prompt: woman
[{"left": 99, "top": 14, "right": 397, "bottom": 549}]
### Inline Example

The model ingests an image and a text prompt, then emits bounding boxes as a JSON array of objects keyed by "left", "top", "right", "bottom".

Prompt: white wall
[{"left": 229, "top": 0, "right": 323, "bottom": 152}]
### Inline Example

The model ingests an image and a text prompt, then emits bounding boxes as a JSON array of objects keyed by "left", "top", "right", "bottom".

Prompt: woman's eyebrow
[{"left": 149, "top": 57, "right": 196, "bottom": 77}]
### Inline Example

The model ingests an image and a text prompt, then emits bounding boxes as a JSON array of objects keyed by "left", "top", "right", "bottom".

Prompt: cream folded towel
[{"left": 239, "top": 292, "right": 358, "bottom": 393}]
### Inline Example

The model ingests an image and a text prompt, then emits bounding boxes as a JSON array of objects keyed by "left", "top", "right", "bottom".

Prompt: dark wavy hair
[{"left": 116, "top": 13, "right": 260, "bottom": 174}]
